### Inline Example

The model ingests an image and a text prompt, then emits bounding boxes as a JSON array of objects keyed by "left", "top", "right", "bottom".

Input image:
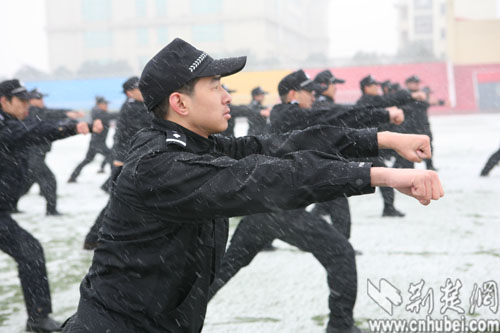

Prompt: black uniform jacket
[
  {"left": 112, "top": 98, "right": 152, "bottom": 162},
  {"left": 90, "top": 107, "right": 119, "bottom": 145},
  {"left": 0, "top": 109, "right": 78, "bottom": 211},
  {"left": 356, "top": 90, "right": 413, "bottom": 109},
  {"left": 25, "top": 105, "right": 71, "bottom": 154},
  {"left": 70, "top": 118, "right": 379, "bottom": 332},
  {"left": 246, "top": 100, "right": 269, "bottom": 136},
  {"left": 269, "top": 102, "right": 390, "bottom": 134}
]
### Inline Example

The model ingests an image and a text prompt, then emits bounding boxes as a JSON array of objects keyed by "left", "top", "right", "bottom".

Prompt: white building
[
  {"left": 397, "top": 0, "right": 500, "bottom": 60},
  {"left": 45, "top": 0, "right": 330, "bottom": 76}
]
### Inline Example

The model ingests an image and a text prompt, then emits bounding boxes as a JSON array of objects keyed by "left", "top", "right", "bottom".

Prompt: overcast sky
[{"left": 0, "top": 0, "right": 400, "bottom": 77}]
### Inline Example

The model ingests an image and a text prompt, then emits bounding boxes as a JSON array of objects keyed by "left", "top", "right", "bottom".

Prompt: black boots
[
  {"left": 382, "top": 205, "right": 405, "bottom": 217},
  {"left": 26, "top": 316, "right": 62, "bottom": 332}
]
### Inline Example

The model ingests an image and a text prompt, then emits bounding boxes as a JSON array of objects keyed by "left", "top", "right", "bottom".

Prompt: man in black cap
[
  {"left": 356, "top": 74, "right": 428, "bottom": 217},
  {"left": 209, "top": 69, "right": 441, "bottom": 333},
  {"left": 62, "top": 39, "right": 443, "bottom": 333},
  {"left": 397, "top": 75, "right": 437, "bottom": 170},
  {"left": 83, "top": 76, "right": 153, "bottom": 250},
  {"left": 68, "top": 96, "right": 118, "bottom": 182},
  {"left": 309, "top": 69, "right": 355, "bottom": 237},
  {"left": 19, "top": 89, "right": 84, "bottom": 215},
  {"left": 313, "top": 69, "right": 345, "bottom": 107},
  {"left": 0, "top": 79, "right": 102, "bottom": 332},
  {"left": 246, "top": 86, "right": 271, "bottom": 135}
]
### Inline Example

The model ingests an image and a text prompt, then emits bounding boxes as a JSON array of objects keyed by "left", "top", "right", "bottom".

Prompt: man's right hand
[
  {"left": 370, "top": 167, "right": 444, "bottom": 205},
  {"left": 113, "top": 161, "right": 124, "bottom": 167},
  {"left": 92, "top": 119, "right": 103, "bottom": 133},
  {"left": 386, "top": 106, "right": 404, "bottom": 125}
]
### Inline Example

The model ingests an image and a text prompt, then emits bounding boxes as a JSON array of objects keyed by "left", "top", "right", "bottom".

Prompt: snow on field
[{"left": 1, "top": 114, "right": 499, "bottom": 332}]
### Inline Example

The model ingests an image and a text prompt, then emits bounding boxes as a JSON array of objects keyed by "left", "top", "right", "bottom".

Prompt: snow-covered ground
[{"left": 1, "top": 113, "right": 499, "bottom": 332}]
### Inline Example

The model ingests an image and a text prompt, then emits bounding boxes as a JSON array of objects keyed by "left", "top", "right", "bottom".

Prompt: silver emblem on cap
[{"left": 188, "top": 52, "right": 208, "bottom": 73}]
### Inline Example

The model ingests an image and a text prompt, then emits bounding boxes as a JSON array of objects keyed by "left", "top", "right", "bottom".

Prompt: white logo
[
  {"left": 173, "top": 133, "right": 181, "bottom": 138},
  {"left": 188, "top": 52, "right": 208, "bottom": 73}
]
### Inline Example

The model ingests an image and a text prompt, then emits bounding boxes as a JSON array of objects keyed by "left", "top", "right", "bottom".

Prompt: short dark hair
[
  {"left": 279, "top": 93, "right": 288, "bottom": 104},
  {"left": 151, "top": 77, "right": 200, "bottom": 119}
]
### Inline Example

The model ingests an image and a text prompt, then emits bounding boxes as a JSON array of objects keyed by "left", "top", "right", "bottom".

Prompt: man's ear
[
  {"left": 169, "top": 92, "right": 189, "bottom": 116},
  {"left": 286, "top": 90, "right": 296, "bottom": 103}
]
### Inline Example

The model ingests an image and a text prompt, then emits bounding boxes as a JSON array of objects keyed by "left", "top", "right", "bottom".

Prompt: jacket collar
[{"left": 151, "top": 117, "right": 217, "bottom": 154}]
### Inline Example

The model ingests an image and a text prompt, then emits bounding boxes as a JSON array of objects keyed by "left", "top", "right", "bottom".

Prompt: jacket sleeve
[
  {"left": 229, "top": 105, "right": 255, "bottom": 118},
  {"left": 324, "top": 104, "right": 390, "bottom": 128},
  {"left": 356, "top": 90, "right": 413, "bottom": 108},
  {"left": 214, "top": 125, "right": 379, "bottom": 159},
  {"left": 112, "top": 111, "right": 128, "bottom": 162},
  {"left": 0, "top": 118, "right": 78, "bottom": 147},
  {"left": 43, "top": 108, "right": 71, "bottom": 121},
  {"left": 134, "top": 148, "right": 374, "bottom": 221}
]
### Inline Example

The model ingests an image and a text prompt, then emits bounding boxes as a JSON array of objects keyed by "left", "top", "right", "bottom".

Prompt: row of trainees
[
  {"left": 10, "top": 72, "right": 426, "bottom": 219},
  {"left": 1, "top": 38, "right": 442, "bottom": 333},
  {"left": 80, "top": 69, "right": 439, "bottom": 254},
  {"left": 60, "top": 38, "right": 443, "bottom": 333}
]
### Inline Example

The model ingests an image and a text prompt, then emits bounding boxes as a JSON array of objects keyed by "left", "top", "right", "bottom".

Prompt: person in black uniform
[
  {"left": 309, "top": 69, "right": 354, "bottom": 238},
  {"left": 209, "top": 70, "right": 440, "bottom": 333},
  {"left": 83, "top": 76, "right": 152, "bottom": 250},
  {"left": 68, "top": 96, "right": 118, "bottom": 182},
  {"left": 397, "top": 75, "right": 437, "bottom": 170},
  {"left": 247, "top": 86, "right": 271, "bottom": 135},
  {"left": 356, "top": 75, "right": 427, "bottom": 217},
  {"left": 0, "top": 79, "right": 101, "bottom": 332},
  {"left": 20, "top": 89, "right": 84, "bottom": 215},
  {"left": 62, "top": 39, "right": 443, "bottom": 333}
]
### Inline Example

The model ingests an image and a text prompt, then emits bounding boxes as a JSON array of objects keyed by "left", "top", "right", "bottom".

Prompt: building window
[
  {"left": 156, "top": 0, "right": 167, "bottom": 16},
  {"left": 192, "top": 24, "right": 224, "bottom": 43},
  {"left": 84, "top": 30, "right": 112, "bottom": 48},
  {"left": 137, "top": 28, "right": 149, "bottom": 46},
  {"left": 414, "top": 15, "right": 433, "bottom": 34},
  {"left": 414, "top": 0, "right": 432, "bottom": 9},
  {"left": 191, "top": 0, "right": 222, "bottom": 14},
  {"left": 82, "top": 0, "right": 111, "bottom": 21},
  {"left": 136, "top": 0, "right": 148, "bottom": 17},
  {"left": 157, "top": 27, "right": 169, "bottom": 44}
]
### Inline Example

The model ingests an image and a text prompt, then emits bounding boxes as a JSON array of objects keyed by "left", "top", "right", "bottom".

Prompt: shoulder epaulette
[{"left": 166, "top": 130, "right": 186, "bottom": 148}]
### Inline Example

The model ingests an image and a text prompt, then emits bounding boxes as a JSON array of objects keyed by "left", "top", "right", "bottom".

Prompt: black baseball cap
[
  {"left": 314, "top": 70, "right": 345, "bottom": 85},
  {"left": 123, "top": 76, "right": 139, "bottom": 93},
  {"left": 405, "top": 75, "right": 420, "bottom": 83},
  {"left": 380, "top": 80, "right": 391, "bottom": 89},
  {"left": 360, "top": 75, "right": 380, "bottom": 90},
  {"left": 95, "top": 96, "right": 109, "bottom": 104},
  {"left": 278, "top": 70, "right": 325, "bottom": 96},
  {"left": 0, "top": 79, "right": 30, "bottom": 100},
  {"left": 29, "top": 89, "right": 48, "bottom": 100},
  {"left": 139, "top": 38, "right": 247, "bottom": 111},
  {"left": 251, "top": 86, "right": 268, "bottom": 96}
]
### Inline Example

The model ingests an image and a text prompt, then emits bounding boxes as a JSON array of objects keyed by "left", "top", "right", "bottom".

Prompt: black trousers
[
  {"left": 70, "top": 142, "right": 112, "bottom": 180},
  {"left": 209, "top": 209, "right": 357, "bottom": 330},
  {"left": 22, "top": 152, "right": 58, "bottom": 213},
  {"left": 481, "top": 146, "right": 500, "bottom": 176},
  {"left": 311, "top": 196, "right": 351, "bottom": 239},
  {"left": 0, "top": 212, "right": 52, "bottom": 320}
]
